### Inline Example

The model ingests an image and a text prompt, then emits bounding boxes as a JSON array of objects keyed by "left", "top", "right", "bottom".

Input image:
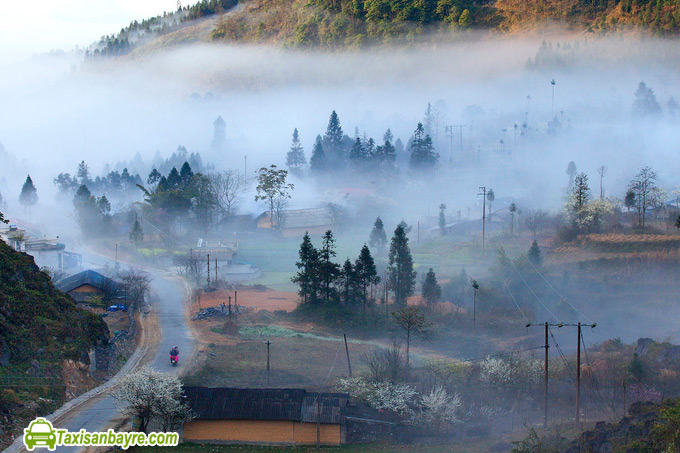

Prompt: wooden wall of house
[{"left": 183, "top": 419, "right": 341, "bottom": 445}]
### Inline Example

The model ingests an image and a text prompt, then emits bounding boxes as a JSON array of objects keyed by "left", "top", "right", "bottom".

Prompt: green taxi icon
[{"left": 23, "top": 418, "right": 57, "bottom": 451}]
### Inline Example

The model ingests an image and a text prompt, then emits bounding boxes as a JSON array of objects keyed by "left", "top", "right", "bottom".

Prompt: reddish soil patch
[{"left": 193, "top": 287, "right": 299, "bottom": 315}]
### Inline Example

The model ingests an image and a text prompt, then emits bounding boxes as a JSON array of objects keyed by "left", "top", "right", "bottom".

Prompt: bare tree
[
  {"left": 597, "top": 165, "right": 608, "bottom": 200},
  {"left": 361, "top": 341, "right": 406, "bottom": 384},
  {"left": 391, "top": 306, "right": 431, "bottom": 373},
  {"left": 118, "top": 266, "right": 153, "bottom": 308},
  {"left": 629, "top": 166, "right": 664, "bottom": 231},
  {"left": 174, "top": 252, "right": 205, "bottom": 286},
  {"left": 211, "top": 170, "right": 246, "bottom": 220},
  {"left": 525, "top": 209, "right": 549, "bottom": 238}
]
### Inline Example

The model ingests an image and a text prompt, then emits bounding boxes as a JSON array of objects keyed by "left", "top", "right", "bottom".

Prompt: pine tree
[
  {"left": 167, "top": 167, "right": 182, "bottom": 189},
  {"left": 319, "top": 230, "right": 341, "bottom": 305},
  {"left": 527, "top": 240, "right": 542, "bottom": 267},
  {"left": 97, "top": 195, "right": 111, "bottom": 216},
  {"left": 383, "top": 128, "right": 394, "bottom": 143},
  {"left": 439, "top": 204, "right": 446, "bottom": 236},
  {"left": 324, "top": 110, "right": 344, "bottom": 149},
  {"left": 633, "top": 82, "right": 661, "bottom": 116},
  {"left": 377, "top": 139, "right": 396, "bottom": 173},
  {"left": 286, "top": 128, "right": 307, "bottom": 171},
  {"left": 340, "top": 259, "right": 356, "bottom": 306},
  {"left": 355, "top": 244, "right": 380, "bottom": 313},
  {"left": 349, "top": 137, "right": 366, "bottom": 167},
  {"left": 369, "top": 217, "right": 387, "bottom": 253},
  {"left": 422, "top": 268, "right": 442, "bottom": 307},
  {"left": 130, "top": 214, "right": 144, "bottom": 245},
  {"left": 423, "top": 102, "right": 434, "bottom": 137},
  {"left": 180, "top": 162, "right": 194, "bottom": 188},
  {"left": 388, "top": 224, "right": 416, "bottom": 307},
  {"left": 19, "top": 175, "right": 38, "bottom": 211},
  {"left": 310, "top": 135, "right": 326, "bottom": 174},
  {"left": 292, "top": 232, "right": 320, "bottom": 304},
  {"left": 323, "top": 111, "right": 346, "bottom": 168},
  {"left": 409, "top": 123, "right": 438, "bottom": 172},
  {"left": 77, "top": 161, "right": 90, "bottom": 185}
]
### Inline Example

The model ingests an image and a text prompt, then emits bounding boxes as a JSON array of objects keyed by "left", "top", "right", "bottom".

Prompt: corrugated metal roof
[
  {"left": 184, "top": 387, "right": 348, "bottom": 424},
  {"left": 56, "top": 270, "right": 118, "bottom": 294}
]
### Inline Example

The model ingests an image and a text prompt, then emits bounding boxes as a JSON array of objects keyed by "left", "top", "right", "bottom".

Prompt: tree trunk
[{"left": 406, "top": 329, "right": 410, "bottom": 375}]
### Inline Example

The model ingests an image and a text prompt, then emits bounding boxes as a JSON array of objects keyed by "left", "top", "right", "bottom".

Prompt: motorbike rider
[{"left": 170, "top": 346, "right": 179, "bottom": 358}]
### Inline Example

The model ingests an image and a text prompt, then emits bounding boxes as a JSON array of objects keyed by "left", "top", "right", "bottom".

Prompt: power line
[
  {"left": 508, "top": 235, "right": 594, "bottom": 323},
  {"left": 492, "top": 237, "right": 560, "bottom": 322}
]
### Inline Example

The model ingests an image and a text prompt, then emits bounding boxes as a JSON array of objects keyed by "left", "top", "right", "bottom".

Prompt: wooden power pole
[
  {"left": 343, "top": 333, "right": 352, "bottom": 377},
  {"left": 478, "top": 187, "right": 486, "bottom": 253}
]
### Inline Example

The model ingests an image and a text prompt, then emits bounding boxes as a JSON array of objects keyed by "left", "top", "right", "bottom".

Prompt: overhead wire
[
  {"left": 508, "top": 234, "right": 594, "bottom": 323},
  {"left": 489, "top": 235, "right": 560, "bottom": 322}
]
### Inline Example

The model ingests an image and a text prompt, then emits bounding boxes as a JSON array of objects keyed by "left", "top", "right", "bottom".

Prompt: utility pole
[
  {"left": 576, "top": 322, "right": 581, "bottom": 425},
  {"left": 228, "top": 296, "right": 232, "bottom": 319},
  {"left": 528, "top": 321, "right": 569, "bottom": 428},
  {"left": 343, "top": 333, "right": 352, "bottom": 377},
  {"left": 215, "top": 257, "right": 218, "bottom": 282},
  {"left": 469, "top": 121, "right": 474, "bottom": 156},
  {"left": 457, "top": 124, "right": 466, "bottom": 157},
  {"left": 478, "top": 187, "right": 486, "bottom": 253},
  {"left": 316, "top": 396, "right": 321, "bottom": 448},
  {"left": 445, "top": 125, "right": 454, "bottom": 164},
  {"left": 544, "top": 322, "right": 549, "bottom": 428},
  {"left": 264, "top": 340, "right": 272, "bottom": 386},
  {"left": 207, "top": 254, "right": 210, "bottom": 285},
  {"left": 384, "top": 272, "right": 389, "bottom": 319}
]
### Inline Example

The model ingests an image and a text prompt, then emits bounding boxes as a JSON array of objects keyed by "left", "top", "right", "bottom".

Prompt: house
[
  {"left": 180, "top": 387, "right": 399, "bottom": 446},
  {"left": 181, "top": 387, "right": 348, "bottom": 445},
  {"left": 56, "top": 269, "right": 119, "bottom": 303},
  {"left": 256, "top": 207, "right": 336, "bottom": 238}
]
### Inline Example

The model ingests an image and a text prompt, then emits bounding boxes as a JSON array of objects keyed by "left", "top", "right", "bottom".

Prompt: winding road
[{"left": 3, "top": 250, "right": 195, "bottom": 453}]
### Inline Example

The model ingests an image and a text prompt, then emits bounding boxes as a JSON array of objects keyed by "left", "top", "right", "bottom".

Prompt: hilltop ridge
[{"left": 89, "top": 0, "right": 680, "bottom": 57}]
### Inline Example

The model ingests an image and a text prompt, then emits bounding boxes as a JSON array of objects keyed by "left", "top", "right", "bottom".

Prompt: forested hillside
[
  {"left": 91, "top": 0, "right": 680, "bottom": 55},
  {"left": 0, "top": 240, "right": 108, "bottom": 448}
]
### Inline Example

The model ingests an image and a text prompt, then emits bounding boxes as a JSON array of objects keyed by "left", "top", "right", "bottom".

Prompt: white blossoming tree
[
  {"left": 334, "top": 377, "right": 417, "bottom": 416},
  {"left": 113, "top": 365, "right": 192, "bottom": 433},
  {"left": 413, "top": 386, "right": 461, "bottom": 433}
]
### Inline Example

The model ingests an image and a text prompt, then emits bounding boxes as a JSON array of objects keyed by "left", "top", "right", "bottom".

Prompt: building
[
  {"left": 182, "top": 387, "right": 347, "bottom": 445},
  {"left": 56, "top": 270, "right": 119, "bottom": 303},
  {"left": 181, "top": 387, "right": 399, "bottom": 446},
  {"left": 0, "top": 221, "right": 81, "bottom": 271},
  {"left": 256, "top": 207, "right": 336, "bottom": 238}
]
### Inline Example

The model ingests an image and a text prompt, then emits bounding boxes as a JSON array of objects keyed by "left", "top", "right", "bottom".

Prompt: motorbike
[{"left": 170, "top": 354, "right": 178, "bottom": 366}]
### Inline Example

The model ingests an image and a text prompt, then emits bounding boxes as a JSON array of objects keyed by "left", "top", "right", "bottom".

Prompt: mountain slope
[
  {"left": 97, "top": 0, "right": 680, "bottom": 56},
  {"left": 0, "top": 240, "right": 108, "bottom": 448}
]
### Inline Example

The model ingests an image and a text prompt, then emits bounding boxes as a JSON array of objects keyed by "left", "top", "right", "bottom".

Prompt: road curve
[{"left": 3, "top": 250, "right": 195, "bottom": 453}]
